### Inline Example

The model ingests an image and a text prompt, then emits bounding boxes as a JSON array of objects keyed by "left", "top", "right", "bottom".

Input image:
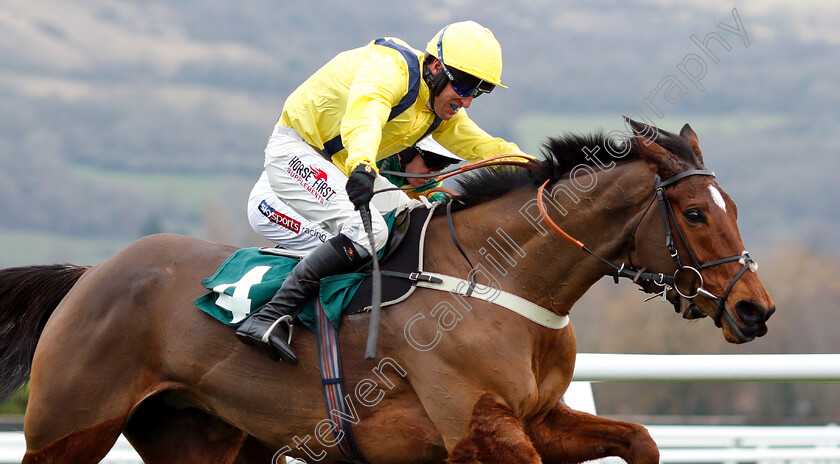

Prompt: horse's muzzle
[{"left": 733, "top": 299, "right": 774, "bottom": 337}]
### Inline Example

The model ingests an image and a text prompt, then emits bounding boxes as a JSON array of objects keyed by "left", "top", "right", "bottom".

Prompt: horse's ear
[
  {"left": 679, "top": 123, "right": 704, "bottom": 163},
  {"left": 626, "top": 117, "right": 684, "bottom": 177},
  {"left": 633, "top": 134, "right": 678, "bottom": 177},
  {"left": 624, "top": 117, "right": 659, "bottom": 142}
]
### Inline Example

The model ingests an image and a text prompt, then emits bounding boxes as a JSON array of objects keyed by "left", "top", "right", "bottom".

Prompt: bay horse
[{"left": 0, "top": 120, "right": 774, "bottom": 463}]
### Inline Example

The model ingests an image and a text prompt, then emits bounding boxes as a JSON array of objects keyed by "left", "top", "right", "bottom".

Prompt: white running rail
[
  {"left": 564, "top": 353, "right": 840, "bottom": 463},
  {"left": 572, "top": 353, "right": 840, "bottom": 382}
]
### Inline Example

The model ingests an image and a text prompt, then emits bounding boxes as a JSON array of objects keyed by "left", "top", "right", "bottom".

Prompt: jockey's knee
[
  {"left": 373, "top": 216, "right": 390, "bottom": 250},
  {"left": 369, "top": 212, "right": 390, "bottom": 253},
  {"left": 350, "top": 212, "right": 389, "bottom": 256}
]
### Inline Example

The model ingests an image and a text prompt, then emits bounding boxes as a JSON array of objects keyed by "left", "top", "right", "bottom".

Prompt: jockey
[
  {"left": 236, "top": 20, "right": 530, "bottom": 364},
  {"left": 246, "top": 136, "right": 460, "bottom": 252}
]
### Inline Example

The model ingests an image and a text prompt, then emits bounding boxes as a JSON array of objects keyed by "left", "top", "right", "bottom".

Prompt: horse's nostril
[{"left": 734, "top": 300, "right": 766, "bottom": 324}]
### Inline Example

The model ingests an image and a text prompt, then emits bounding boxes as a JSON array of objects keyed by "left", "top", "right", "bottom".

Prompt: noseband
[{"left": 536, "top": 169, "right": 759, "bottom": 328}]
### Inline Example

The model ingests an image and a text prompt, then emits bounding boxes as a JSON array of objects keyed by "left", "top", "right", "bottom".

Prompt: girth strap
[
  {"left": 314, "top": 299, "right": 370, "bottom": 464},
  {"left": 378, "top": 270, "right": 443, "bottom": 283}
]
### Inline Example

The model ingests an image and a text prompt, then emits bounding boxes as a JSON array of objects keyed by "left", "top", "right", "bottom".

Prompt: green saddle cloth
[
  {"left": 194, "top": 210, "right": 399, "bottom": 332},
  {"left": 194, "top": 249, "right": 365, "bottom": 332}
]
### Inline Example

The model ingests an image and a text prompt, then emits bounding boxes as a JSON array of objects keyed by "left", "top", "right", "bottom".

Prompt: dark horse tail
[{"left": 0, "top": 264, "right": 89, "bottom": 403}]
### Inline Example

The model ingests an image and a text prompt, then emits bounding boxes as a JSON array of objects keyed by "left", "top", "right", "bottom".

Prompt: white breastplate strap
[{"left": 414, "top": 272, "right": 570, "bottom": 330}]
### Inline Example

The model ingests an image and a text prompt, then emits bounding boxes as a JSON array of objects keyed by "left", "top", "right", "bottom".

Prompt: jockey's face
[
  {"left": 402, "top": 154, "right": 440, "bottom": 187},
  {"left": 428, "top": 61, "right": 474, "bottom": 120}
]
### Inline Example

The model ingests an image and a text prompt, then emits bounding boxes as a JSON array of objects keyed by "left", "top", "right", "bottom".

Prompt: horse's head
[{"left": 626, "top": 118, "right": 775, "bottom": 343}]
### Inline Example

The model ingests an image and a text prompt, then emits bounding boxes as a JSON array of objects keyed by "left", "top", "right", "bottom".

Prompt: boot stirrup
[{"left": 261, "top": 314, "right": 294, "bottom": 346}]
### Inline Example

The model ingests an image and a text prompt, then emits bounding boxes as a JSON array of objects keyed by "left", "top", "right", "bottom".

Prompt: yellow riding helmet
[{"left": 425, "top": 21, "right": 507, "bottom": 88}]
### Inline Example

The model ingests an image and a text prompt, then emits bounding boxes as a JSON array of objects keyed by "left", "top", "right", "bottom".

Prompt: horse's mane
[{"left": 452, "top": 132, "right": 640, "bottom": 210}]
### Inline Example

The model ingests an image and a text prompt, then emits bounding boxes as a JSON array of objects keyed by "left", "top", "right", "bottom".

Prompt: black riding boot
[{"left": 235, "top": 235, "right": 370, "bottom": 364}]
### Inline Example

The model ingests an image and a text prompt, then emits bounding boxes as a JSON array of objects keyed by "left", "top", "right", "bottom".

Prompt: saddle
[
  {"left": 260, "top": 206, "right": 430, "bottom": 315},
  {"left": 345, "top": 206, "right": 429, "bottom": 315}
]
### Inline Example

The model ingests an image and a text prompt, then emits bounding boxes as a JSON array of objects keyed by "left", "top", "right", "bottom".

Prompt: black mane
[{"left": 453, "top": 131, "right": 641, "bottom": 209}]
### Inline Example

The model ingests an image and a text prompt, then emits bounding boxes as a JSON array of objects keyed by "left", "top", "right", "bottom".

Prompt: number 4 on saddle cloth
[{"left": 195, "top": 205, "right": 432, "bottom": 333}]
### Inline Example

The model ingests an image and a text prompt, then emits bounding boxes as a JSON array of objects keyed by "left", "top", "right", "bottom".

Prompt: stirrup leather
[{"left": 262, "top": 314, "right": 294, "bottom": 346}]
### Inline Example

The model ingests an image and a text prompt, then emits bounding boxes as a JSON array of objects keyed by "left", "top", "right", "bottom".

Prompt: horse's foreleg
[
  {"left": 22, "top": 417, "right": 126, "bottom": 464},
  {"left": 448, "top": 392, "right": 542, "bottom": 464},
  {"left": 526, "top": 402, "right": 658, "bottom": 464}
]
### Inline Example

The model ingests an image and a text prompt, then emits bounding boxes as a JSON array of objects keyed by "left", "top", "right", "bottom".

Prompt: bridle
[{"left": 536, "top": 169, "right": 759, "bottom": 328}]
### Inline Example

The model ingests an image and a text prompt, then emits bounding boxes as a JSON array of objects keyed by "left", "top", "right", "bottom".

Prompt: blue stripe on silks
[
  {"left": 410, "top": 116, "right": 443, "bottom": 150},
  {"left": 323, "top": 39, "right": 422, "bottom": 157},
  {"left": 373, "top": 38, "right": 421, "bottom": 121},
  {"left": 323, "top": 135, "right": 344, "bottom": 157},
  {"left": 422, "top": 116, "right": 442, "bottom": 139}
]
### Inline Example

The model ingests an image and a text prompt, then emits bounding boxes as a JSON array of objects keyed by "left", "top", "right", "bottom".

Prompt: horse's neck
[{"left": 426, "top": 161, "right": 654, "bottom": 316}]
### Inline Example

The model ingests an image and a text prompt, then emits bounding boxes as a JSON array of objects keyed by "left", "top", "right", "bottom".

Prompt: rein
[
  {"left": 376, "top": 154, "right": 534, "bottom": 196},
  {"left": 536, "top": 170, "right": 758, "bottom": 328}
]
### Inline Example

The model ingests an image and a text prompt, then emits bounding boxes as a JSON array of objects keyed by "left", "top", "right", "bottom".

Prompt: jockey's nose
[{"left": 460, "top": 96, "right": 474, "bottom": 108}]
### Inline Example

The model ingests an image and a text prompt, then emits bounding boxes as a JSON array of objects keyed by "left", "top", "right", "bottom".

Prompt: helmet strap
[{"left": 423, "top": 55, "right": 448, "bottom": 112}]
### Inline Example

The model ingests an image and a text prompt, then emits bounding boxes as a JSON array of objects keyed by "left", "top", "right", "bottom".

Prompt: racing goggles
[
  {"left": 443, "top": 65, "right": 495, "bottom": 98},
  {"left": 417, "top": 148, "right": 456, "bottom": 171}
]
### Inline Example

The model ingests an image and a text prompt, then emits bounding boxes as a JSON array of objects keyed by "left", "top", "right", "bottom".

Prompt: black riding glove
[{"left": 346, "top": 164, "right": 377, "bottom": 210}]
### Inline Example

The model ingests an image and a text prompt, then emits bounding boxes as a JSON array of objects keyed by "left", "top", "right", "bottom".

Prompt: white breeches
[{"left": 247, "top": 126, "right": 410, "bottom": 253}]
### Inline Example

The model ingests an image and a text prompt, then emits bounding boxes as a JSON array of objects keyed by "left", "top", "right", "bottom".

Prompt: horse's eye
[{"left": 683, "top": 208, "right": 706, "bottom": 223}]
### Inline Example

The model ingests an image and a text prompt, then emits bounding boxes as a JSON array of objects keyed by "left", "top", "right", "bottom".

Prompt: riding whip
[{"left": 359, "top": 204, "right": 382, "bottom": 359}]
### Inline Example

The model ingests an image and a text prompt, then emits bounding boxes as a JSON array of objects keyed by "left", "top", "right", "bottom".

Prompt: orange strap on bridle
[{"left": 536, "top": 179, "right": 585, "bottom": 249}]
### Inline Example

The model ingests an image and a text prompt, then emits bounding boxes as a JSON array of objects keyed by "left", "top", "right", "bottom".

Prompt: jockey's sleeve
[
  {"left": 432, "top": 111, "right": 528, "bottom": 162},
  {"left": 340, "top": 46, "right": 411, "bottom": 176}
]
